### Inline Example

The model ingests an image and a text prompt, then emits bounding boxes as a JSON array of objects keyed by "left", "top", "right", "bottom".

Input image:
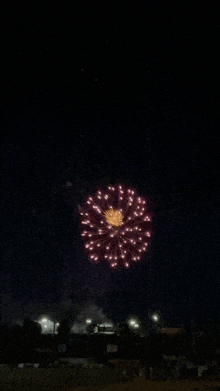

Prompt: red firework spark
[{"left": 79, "top": 184, "right": 151, "bottom": 268}]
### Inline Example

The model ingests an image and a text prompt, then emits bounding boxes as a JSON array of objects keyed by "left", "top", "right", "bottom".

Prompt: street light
[
  {"left": 86, "top": 318, "right": 92, "bottom": 324},
  {"left": 42, "top": 318, "right": 48, "bottom": 322},
  {"left": 152, "top": 314, "right": 159, "bottom": 322},
  {"left": 128, "top": 318, "right": 140, "bottom": 329},
  {"left": 37, "top": 317, "right": 60, "bottom": 334}
]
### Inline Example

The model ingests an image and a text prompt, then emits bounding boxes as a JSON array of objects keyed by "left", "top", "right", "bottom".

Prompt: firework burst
[{"left": 79, "top": 184, "right": 152, "bottom": 268}]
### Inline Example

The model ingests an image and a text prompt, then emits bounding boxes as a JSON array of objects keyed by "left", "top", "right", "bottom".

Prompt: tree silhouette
[
  {"left": 23, "top": 318, "right": 42, "bottom": 337},
  {"left": 57, "top": 319, "right": 70, "bottom": 343}
]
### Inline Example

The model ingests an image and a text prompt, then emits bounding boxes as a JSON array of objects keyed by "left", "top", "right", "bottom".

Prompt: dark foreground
[{"left": 1, "top": 366, "right": 220, "bottom": 391}]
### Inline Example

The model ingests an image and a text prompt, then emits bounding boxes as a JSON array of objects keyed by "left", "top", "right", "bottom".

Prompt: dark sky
[{"left": 1, "top": 4, "right": 220, "bottom": 326}]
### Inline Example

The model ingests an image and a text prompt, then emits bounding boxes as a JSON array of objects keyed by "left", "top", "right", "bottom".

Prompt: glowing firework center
[
  {"left": 80, "top": 184, "right": 151, "bottom": 268},
  {"left": 104, "top": 209, "right": 123, "bottom": 227}
]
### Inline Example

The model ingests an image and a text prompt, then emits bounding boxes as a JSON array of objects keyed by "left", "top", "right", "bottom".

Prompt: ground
[
  {"left": 1, "top": 366, "right": 220, "bottom": 390},
  {"left": 100, "top": 378, "right": 220, "bottom": 391}
]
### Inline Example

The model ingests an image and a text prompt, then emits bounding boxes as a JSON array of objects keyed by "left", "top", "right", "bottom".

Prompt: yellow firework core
[{"left": 104, "top": 209, "right": 123, "bottom": 226}]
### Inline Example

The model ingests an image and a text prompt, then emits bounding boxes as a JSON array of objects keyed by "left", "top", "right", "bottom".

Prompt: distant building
[
  {"left": 161, "top": 327, "right": 185, "bottom": 336},
  {"left": 94, "top": 322, "right": 116, "bottom": 334}
]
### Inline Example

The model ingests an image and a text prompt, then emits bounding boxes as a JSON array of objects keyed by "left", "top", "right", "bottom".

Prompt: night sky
[{"left": 1, "top": 4, "right": 220, "bottom": 327}]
